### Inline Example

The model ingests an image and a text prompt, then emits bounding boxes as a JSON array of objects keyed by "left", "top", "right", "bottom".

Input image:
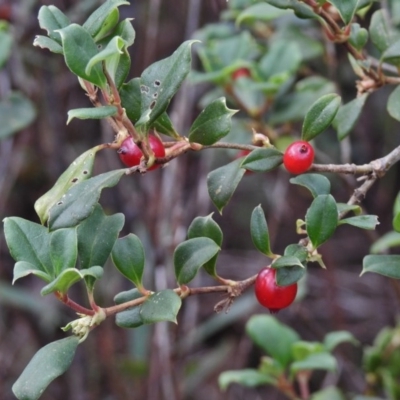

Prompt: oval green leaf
[
  {"left": 241, "top": 148, "right": 283, "bottom": 172},
  {"left": 306, "top": 194, "right": 338, "bottom": 248},
  {"left": 50, "top": 228, "right": 77, "bottom": 276},
  {"left": 174, "top": 237, "right": 220, "bottom": 285},
  {"left": 67, "top": 106, "right": 117, "bottom": 124},
  {"left": 290, "top": 352, "right": 337, "bottom": 373},
  {"left": 328, "top": 0, "right": 359, "bottom": 25},
  {"left": 219, "top": 369, "right": 276, "bottom": 391},
  {"left": 207, "top": 158, "right": 246, "bottom": 214},
  {"left": 290, "top": 173, "right": 331, "bottom": 198},
  {"left": 111, "top": 234, "right": 145, "bottom": 288},
  {"left": 140, "top": 289, "right": 182, "bottom": 324},
  {"left": 250, "top": 205, "right": 275, "bottom": 257},
  {"left": 12, "top": 336, "right": 80, "bottom": 400},
  {"left": 338, "top": 215, "right": 379, "bottom": 230},
  {"left": 302, "top": 93, "right": 341, "bottom": 141},
  {"left": 362, "top": 255, "right": 400, "bottom": 279},
  {"left": 188, "top": 98, "right": 236, "bottom": 145},
  {"left": 323, "top": 331, "right": 359, "bottom": 352}
]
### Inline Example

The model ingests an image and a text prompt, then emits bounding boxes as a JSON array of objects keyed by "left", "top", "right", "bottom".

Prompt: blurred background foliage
[{"left": 2, "top": 0, "right": 400, "bottom": 399}]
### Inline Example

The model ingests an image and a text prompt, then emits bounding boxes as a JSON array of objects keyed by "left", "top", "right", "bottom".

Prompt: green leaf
[
  {"left": 263, "top": 0, "right": 317, "bottom": 19},
  {"left": 349, "top": 23, "right": 369, "bottom": 51},
  {"left": 33, "top": 35, "right": 63, "bottom": 54},
  {"left": 37, "top": 5, "right": 70, "bottom": 44},
  {"left": 292, "top": 341, "right": 325, "bottom": 361},
  {"left": 83, "top": 0, "right": 129, "bottom": 38},
  {"left": 12, "top": 261, "right": 51, "bottom": 285},
  {"left": 48, "top": 169, "right": 126, "bottom": 231},
  {"left": 0, "top": 30, "right": 12, "bottom": 67},
  {"left": 302, "top": 94, "right": 341, "bottom": 141},
  {"left": 370, "top": 231, "right": 400, "bottom": 254},
  {"left": 387, "top": 86, "right": 400, "bottom": 122},
  {"left": 120, "top": 78, "right": 179, "bottom": 138},
  {"left": 276, "top": 245, "right": 308, "bottom": 285},
  {"left": 40, "top": 266, "right": 103, "bottom": 296},
  {"left": 336, "top": 203, "right": 361, "bottom": 215},
  {"left": 273, "top": 256, "right": 305, "bottom": 286},
  {"left": 114, "top": 288, "right": 143, "bottom": 304},
  {"left": 219, "top": 369, "right": 276, "bottom": 391},
  {"left": 174, "top": 237, "right": 220, "bottom": 285},
  {"left": 67, "top": 106, "right": 117, "bottom": 124},
  {"left": 369, "top": 10, "right": 395, "bottom": 53},
  {"left": 116, "top": 306, "right": 143, "bottom": 329},
  {"left": 86, "top": 36, "right": 124, "bottom": 74},
  {"left": 0, "top": 92, "right": 36, "bottom": 140},
  {"left": 306, "top": 194, "right": 338, "bottom": 248},
  {"left": 311, "top": 387, "right": 346, "bottom": 400},
  {"left": 236, "top": 3, "right": 289, "bottom": 25},
  {"left": 284, "top": 244, "right": 308, "bottom": 262},
  {"left": 207, "top": 158, "right": 246, "bottom": 214},
  {"left": 250, "top": 205, "right": 275, "bottom": 257},
  {"left": 272, "top": 256, "right": 304, "bottom": 269},
  {"left": 241, "top": 148, "right": 283, "bottom": 172},
  {"left": 323, "top": 331, "right": 359, "bottom": 352},
  {"left": 140, "top": 289, "right": 182, "bottom": 324},
  {"left": 291, "top": 352, "right": 337, "bottom": 373},
  {"left": 333, "top": 94, "right": 368, "bottom": 140},
  {"left": 338, "top": 215, "right": 379, "bottom": 230},
  {"left": 77, "top": 204, "right": 124, "bottom": 269},
  {"left": 111, "top": 234, "right": 145, "bottom": 288},
  {"left": 12, "top": 336, "right": 80, "bottom": 400},
  {"left": 383, "top": 39, "right": 400, "bottom": 67},
  {"left": 187, "top": 214, "right": 223, "bottom": 278},
  {"left": 91, "top": 8, "right": 120, "bottom": 42},
  {"left": 246, "top": 315, "right": 300, "bottom": 368},
  {"left": 50, "top": 228, "right": 77, "bottom": 276},
  {"left": 259, "top": 40, "right": 302, "bottom": 80},
  {"left": 328, "top": 0, "right": 359, "bottom": 25},
  {"left": 188, "top": 98, "right": 236, "bottom": 145},
  {"left": 136, "top": 40, "right": 198, "bottom": 129},
  {"left": 35, "top": 147, "right": 99, "bottom": 225},
  {"left": 290, "top": 173, "right": 331, "bottom": 198},
  {"left": 3, "top": 218, "right": 53, "bottom": 279},
  {"left": 58, "top": 24, "right": 106, "bottom": 88},
  {"left": 362, "top": 255, "right": 400, "bottom": 279}
]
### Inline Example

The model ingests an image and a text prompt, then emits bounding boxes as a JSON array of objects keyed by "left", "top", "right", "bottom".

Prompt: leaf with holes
[
  {"left": 241, "top": 148, "right": 283, "bottom": 173},
  {"left": 3, "top": 218, "right": 53, "bottom": 283},
  {"left": 48, "top": 169, "right": 126, "bottom": 231},
  {"left": 302, "top": 94, "right": 341, "bottom": 141},
  {"left": 174, "top": 237, "right": 220, "bottom": 285},
  {"left": 188, "top": 98, "right": 237, "bottom": 145},
  {"left": 136, "top": 40, "right": 198, "bottom": 130},
  {"left": 67, "top": 106, "right": 117, "bottom": 124},
  {"left": 78, "top": 204, "right": 124, "bottom": 270},
  {"left": 187, "top": 214, "right": 223, "bottom": 278},
  {"left": 12, "top": 336, "right": 80, "bottom": 400},
  {"left": 290, "top": 174, "right": 331, "bottom": 198},
  {"left": 58, "top": 24, "right": 106, "bottom": 88},
  {"left": 306, "top": 194, "right": 338, "bottom": 248},
  {"left": 207, "top": 158, "right": 246, "bottom": 214},
  {"left": 140, "top": 290, "right": 182, "bottom": 324},
  {"left": 35, "top": 147, "right": 100, "bottom": 224},
  {"left": 111, "top": 234, "right": 145, "bottom": 288}
]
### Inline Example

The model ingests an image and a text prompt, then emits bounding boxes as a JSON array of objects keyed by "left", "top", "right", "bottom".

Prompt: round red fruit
[
  {"left": 231, "top": 68, "right": 251, "bottom": 80},
  {"left": 254, "top": 267, "right": 297, "bottom": 313},
  {"left": 283, "top": 140, "right": 314, "bottom": 174},
  {"left": 118, "top": 134, "right": 165, "bottom": 171}
]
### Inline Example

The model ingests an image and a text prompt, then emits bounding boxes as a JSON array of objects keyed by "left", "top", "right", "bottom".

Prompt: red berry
[
  {"left": 118, "top": 134, "right": 165, "bottom": 171},
  {"left": 254, "top": 267, "right": 297, "bottom": 313},
  {"left": 231, "top": 68, "right": 251, "bottom": 80},
  {"left": 283, "top": 141, "right": 314, "bottom": 174}
]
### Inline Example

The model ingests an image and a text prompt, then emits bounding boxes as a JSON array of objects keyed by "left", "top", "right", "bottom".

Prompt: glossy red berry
[
  {"left": 118, "top": 134, "right": 165, "bottom": 171},
  {"left": 283, "top": 140, "right": 314, "bottom": 174},
  {"left": 231, "top": 67, "right": 251, "bottom": 80},
  {"left": 254, "top": 267, "right": 297, "bottom": 313}
]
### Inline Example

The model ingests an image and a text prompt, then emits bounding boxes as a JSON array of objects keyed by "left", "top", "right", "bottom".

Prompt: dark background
[{"left": 1, "top": 0, "right": 400, "bottom": 399}]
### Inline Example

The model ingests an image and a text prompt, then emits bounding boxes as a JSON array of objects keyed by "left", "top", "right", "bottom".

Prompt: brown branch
[{"left": 54, "top": 292, "right": 95, "bottom": 316}]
